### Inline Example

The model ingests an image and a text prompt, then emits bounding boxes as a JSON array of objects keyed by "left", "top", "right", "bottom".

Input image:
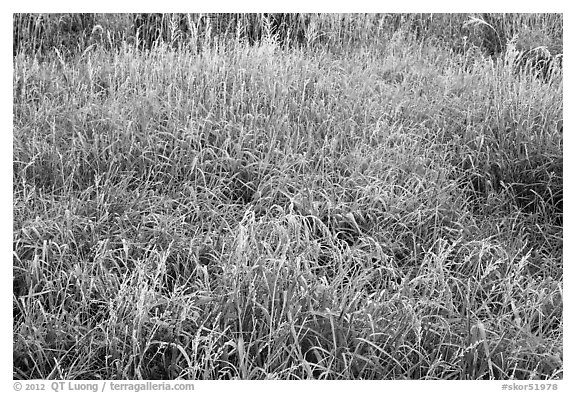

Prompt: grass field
[{"left": 13, "top": 13, "right": 563, "bottom": 379}]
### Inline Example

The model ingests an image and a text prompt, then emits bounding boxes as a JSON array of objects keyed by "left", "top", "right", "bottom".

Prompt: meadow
[{"left": 13, "top": 13, "right": 563, "bottom": 379}]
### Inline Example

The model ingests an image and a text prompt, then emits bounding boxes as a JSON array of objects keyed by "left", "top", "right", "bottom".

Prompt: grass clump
[{"left": 13, "top": 13, "right": 562, "bottom": 380}]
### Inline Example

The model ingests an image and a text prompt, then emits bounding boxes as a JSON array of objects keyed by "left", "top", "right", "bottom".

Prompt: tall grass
[
  {"left": 13, "top": 13, "right": 562, "bottom": 379},
  {"left": 13, "top": 13, "right": 563, "bottom": 56}
]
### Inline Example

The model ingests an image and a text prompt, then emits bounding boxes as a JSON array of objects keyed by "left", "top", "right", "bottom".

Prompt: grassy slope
[{"left": 13, "top": 31, "right": 562, "bottom": 379}]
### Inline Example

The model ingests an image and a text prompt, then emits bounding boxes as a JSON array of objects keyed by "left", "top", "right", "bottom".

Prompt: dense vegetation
[{"left": 13, "top": 13, "right": 563, "bottom": 379}]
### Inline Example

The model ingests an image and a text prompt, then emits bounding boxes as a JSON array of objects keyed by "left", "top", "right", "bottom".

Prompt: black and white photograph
[{"left": 11, "top": 5, "right": 565, "bottom": 384}]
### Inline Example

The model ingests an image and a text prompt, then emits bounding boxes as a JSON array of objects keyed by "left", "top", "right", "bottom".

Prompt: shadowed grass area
[{"left": 13, "top": 14, "right": 562, "bottom": 380}]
